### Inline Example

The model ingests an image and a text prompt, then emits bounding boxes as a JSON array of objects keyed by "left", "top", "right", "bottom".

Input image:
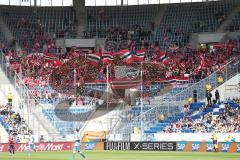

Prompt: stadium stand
[
  {"left": 145, "top": 99, "right": 240, "bottom": 134},
  {"left": 0, "top": 104, "right": 30, "bottom": 135},
  {"left": 0, "top": 6, "right": 77, "bottom": 51},
  {"left": 226, "top": 11, "right": 240, "bottom": 32},
  {"left": 155, "top": 0, "right": 235, "bottom": 50},
  {"left": 85, "top": 0, "right": 236, "bottom": 51},
  {"left": 0, "top": 0, "right": 239, "bottom": 144}
]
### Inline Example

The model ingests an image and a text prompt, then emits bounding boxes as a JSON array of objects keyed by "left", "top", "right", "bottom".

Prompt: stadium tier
[
  {"left": 226, "top": 11, "right": 240, "bottom": 31},
  {"left": 0, "top": 6, "right": 77, "bottom": 51},
  {"left": 0, "top": 1, "right": 239, "bottom": 158}
]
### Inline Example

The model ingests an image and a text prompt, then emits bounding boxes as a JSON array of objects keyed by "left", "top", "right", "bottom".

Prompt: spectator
[
  {"left": 206, "top": 91, "right": 212, "bottom": 105},
  {"left": 158, "top": 113, "right": 164, "bottom": 122},
  {"left": 7, "top": 92, "right": 13, "bottom": 106},
  {"left": 215, "top": 90, "right": 220, "bottom": 103}
]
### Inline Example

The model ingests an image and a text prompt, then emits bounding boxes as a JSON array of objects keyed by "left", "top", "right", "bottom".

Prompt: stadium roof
[
  {"left": 0, "top": 0, "right": 72, "bottom": 6},
  {"left": 85, "top": 0, "right": 220, "bottom": 6},
  {"left": 0, "top": 0, "right": 220, "bottom": 7}
]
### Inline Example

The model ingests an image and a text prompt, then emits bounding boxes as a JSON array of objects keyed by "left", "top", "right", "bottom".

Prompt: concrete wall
[{"left": 211, "top": 74, "right": 240, "bottom": 101}]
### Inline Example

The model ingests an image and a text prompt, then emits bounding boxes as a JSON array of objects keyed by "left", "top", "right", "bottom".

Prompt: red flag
[
  {"left": 133, "top": 49, "right": 145, "bottom": 62},
  {"left": 87, "top": 53, "right": 101, "bottom": 66},
  {"left": 102, "top": 52, "right": 113, "bottom": 64},
  {"left": 159, "top": 52, "right": 169, "bottom": 64},
  {"left": 117, "top": 49, "right": 132, "bottom": 64},
  {"left": 43, "top": 53, "right": 58, "bottom": 62}
]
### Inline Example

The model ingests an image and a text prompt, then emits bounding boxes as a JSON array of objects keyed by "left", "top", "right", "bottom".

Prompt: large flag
[
  {"left": 117, "top": 49, "right": 132, "bottom": 64},
  {"left": 159, "top": 52, "right": 168, "bottom": 64},
  {"left": 110, "top": 65, "right": 141, "bottom": 89},
  {"left": 133, "top": 49, "right": 145, "bottom": 62},
  {"left": 102, "top": 52, "right": 113, "bottom": 64},
  {"left": 43, "top": 53, "right": 58, "bottom": 62},
  {"left": 87, "top": 53, "right": 101, "bottom": 66}
]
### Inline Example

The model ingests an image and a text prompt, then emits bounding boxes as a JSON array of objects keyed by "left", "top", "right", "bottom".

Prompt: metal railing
[
  {"left": 0, "top": 50, "right": 61, "bottom": 141},
  {"left": 0, "top": 49, "right": 99, "bottom": 141}
]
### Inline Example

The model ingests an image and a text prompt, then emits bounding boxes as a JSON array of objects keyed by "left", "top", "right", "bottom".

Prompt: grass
[{"left": 0, "top": 151, "right": 239, "bottom": 160}]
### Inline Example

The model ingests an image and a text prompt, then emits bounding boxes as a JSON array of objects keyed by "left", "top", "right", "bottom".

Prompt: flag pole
[
  {"left": 140, "top": 61, "right": 143, "bottom": 141},
  {"left": 73, "top": 67, "right": 76, "bottom": 87},
  {"left": 106, "top": 65, "right": 109, "bottom": 111},
  {"left": 73, "top": 67, "right": 77, "bottom": 129},
  {"left": 106, "top": 65, "right": 110, "bottom": 132}
]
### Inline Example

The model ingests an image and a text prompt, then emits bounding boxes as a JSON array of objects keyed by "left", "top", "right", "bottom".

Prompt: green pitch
[{"left": 0, "top": 151, "right": 239, "bottom": 160}]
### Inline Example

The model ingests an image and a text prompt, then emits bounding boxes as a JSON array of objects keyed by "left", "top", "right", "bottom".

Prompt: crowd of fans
[
  {"left": 0, "top": 103, "right": 32, "bottom": 143},
  {"left": 163, "top": 98, "right": 240, "bottom": 133},
  {"left": 0, "top": 38, "right": 239, "bottom": 101}
]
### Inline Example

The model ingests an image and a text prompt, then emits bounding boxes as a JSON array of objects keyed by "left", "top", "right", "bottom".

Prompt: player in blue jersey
[
  {"left": 27, "top": 133, "right": 36, "bottom": 155},
  {"left": 72, "top": 129, "right": 86, "bottom": 160}
]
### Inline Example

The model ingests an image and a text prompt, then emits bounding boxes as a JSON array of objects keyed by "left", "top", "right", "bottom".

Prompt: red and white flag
[
  {"left": 159, "top": 52, "right": 169, "bottom": 64},
  {"left": 43, "top": 53, "right": 58, "bottom": 62},
  {"left": 117, "top": 49, "right": 132, "bottom": 64},
  {"left": 102, "top": 52, "right": 113, "bottom": 64},
  {"left": 133, "top": 49, "right": 145, "bottom": 62},
  {"left": 87, "top": 53, "right": 101, "bottom": 66}
]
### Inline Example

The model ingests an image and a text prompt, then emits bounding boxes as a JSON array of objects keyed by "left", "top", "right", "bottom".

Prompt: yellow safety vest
[{"left": 8, "top": 93, "right": 13, "bottom": 100}]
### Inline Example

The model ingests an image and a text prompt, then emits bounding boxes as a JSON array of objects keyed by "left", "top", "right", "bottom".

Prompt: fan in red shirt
[{"left": 8, "top": 134, "right": 15, "bottom": 155}]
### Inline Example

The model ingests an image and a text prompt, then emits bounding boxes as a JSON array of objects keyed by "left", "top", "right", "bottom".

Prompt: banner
[
  {"left": 83, "top": 142, "right": 104, "bottom": 150},
  {"left": 85, "top": 142, "right": 97, "bottom": 150},
  {"left": 191, "top": 142, "right": 202, "bottom": 152},
  {"left": 131, "top": 142, "right": 176, "bottom": 151},
  {"left": 0, "top": 142, "right": 104, "bottom": 152},
  {"left": 206, "top": 142, "right": 214, "bottom": 152},
  {"left": 104, "top": 142, "right": 176, "bottom": 151},
  {"left": 221, "top": 142, "right": 232, "bottom": 152},
  {"left": 237, "top": 143, "right": 240, "bottom": 152},
  {"left": 0, "top": 142, "right": 72, "bottom": 152},
  {"left": 104, "top": 142, "right": 130, "bottom": 150},
  {"left": 177, "top": 142, "right": 187, "bottom": 151},
  {"left": 179, "top": 142, "right": 239, "bottom": 152}
]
